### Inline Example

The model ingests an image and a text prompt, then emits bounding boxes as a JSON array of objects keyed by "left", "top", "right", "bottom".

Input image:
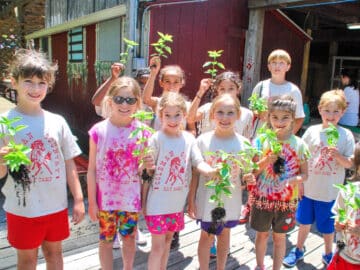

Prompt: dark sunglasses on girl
[{"left": 112, "top": 96, "right": 138, "bottom": 105}]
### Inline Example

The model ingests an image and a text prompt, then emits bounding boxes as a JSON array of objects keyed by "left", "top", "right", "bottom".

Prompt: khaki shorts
[{"left": 250, "top": 206, "right": 296, "bottom": 233}]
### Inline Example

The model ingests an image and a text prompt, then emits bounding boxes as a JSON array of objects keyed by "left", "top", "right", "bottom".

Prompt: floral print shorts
[{"left": 145, "top": 212, "right": 184, "bottom": 234}]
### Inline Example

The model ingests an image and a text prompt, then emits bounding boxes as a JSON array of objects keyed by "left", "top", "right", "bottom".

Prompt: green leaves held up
[
  {"left": 0, "top": 116, "right": 31, "bottom": 172},
  {"left": 248, "top": 93, "right": 268, "bottom": 114},
  {"left": 324, "top": 123, "right": 339, "bottom": 147},
  {"left": 235, "top": 141, "right": 261, "bottom": 174},
  {"left": 120, "top": 38, "right": 139, "bottom": 65},
  {"left": 150, "top": 32, "right": 173, "bottom": 59},
  {"left": 203, "top": 50, "right": 225, "bottom": 80},
  {"left": 257, "top": 124, "right": 282, "bottom": 155},
  {"left": 129, "top": 111, "right": 155, "bottom": 167},
  {"left": 334, "top": 182, "right": 360, "bottom": 224}
]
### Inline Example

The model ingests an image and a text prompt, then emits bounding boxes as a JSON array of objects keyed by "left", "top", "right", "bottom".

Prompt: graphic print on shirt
[
  {"left": 153, "top": 150, "right": 186, "bottom": 192},
  {"left": 346, "top": 210, "right": 360, "bottom": 260},
  {"left": 105, "top": 147, "right": 134, "bottom": 182},
  {"left": 30, "top": 140, "right": 52, "bottom": 176},
  {"left": 310, "top": 142, "right": 337, "bottom": 176}
]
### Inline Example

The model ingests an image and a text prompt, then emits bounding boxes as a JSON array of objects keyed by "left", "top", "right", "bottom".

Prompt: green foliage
[
  {"left": 129, "top": 111, "right": 155, "bottom": 167},
  {"left": 202, "top": 50, "right": 225, "bottom": 79},
  {"left": 66, "top": 61, "right": 88, "bottom": 90},
  {"left": 324, "top": 123, "right": 339, "bottom": 147},
  {"left": 248, "top": 93, "right": 268, "bottom": 114},
  {"left": 94, "top": 61, "right": 112, "bottom": 86},
  {"left": 235, "top": 141, "right": 261, "bottom": 174},
  {"left": 0, "top": 117, "right": 31, "bottom": 172},
  {"left": 334, "top": 182, "right": 360, "bottom": 223},
  {"left": 0, "top": 29, "right": 21, "bottom": 79},
  {"left": 150, "top": 32, "right": 173, "bottom": 59},
  {"left": 257, "top": 124, "right": 282, "bottom": 155},
  {"left": 120, "top": 38, "right": 139, "bottom": 65}
]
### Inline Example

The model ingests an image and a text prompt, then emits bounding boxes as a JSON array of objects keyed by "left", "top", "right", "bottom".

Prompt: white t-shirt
[
  {"left": 252, "top": 79, "right": 305, "bottom": 134},
  {"left": 192, "top": 131, "right": 250, "bottom": 222},
  {"left": 197, "top": 102, "right": 254, "bottom": 139},
  {"left": 145, "top": 130, "right": 200, "bottom": 215},
  {"left": 339, "top": 86, "right": 359, "bottom": 127},
  {"left": 1, "top": 109, "right": 81, "bottom": 217},
  {"left": 332, "top": 182, "right": 360, "bottom": 265},
  {"left": 302, "top": 124, "right": 355, "bottom": 202}
]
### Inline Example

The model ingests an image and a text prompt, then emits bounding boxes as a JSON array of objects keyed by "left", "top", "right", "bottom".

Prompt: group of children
[{"left": 0, "top": 48, "right": 359, "bottom": 270}]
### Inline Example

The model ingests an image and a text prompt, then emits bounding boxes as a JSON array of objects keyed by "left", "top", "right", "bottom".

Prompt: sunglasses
[{"left": 112, "top": 96, "right": 138, "bottom": 105}]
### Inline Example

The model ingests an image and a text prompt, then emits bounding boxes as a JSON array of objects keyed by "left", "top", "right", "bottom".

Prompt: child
[
  {"left": 0, "top": 49, "right": 85, "bottom": 269},
  {"left": 142, "top": 92, "right": 215, "bottom": 270},
  {"left": 328, "top": 142, "right": 360, "bottom": 269},
  {"left": 188, "top": 71, "right": 254, "bottom": 139},
  {"left": 87, "top": 77, "right": 150, "bottom": 270},
  {"left": 251, "top": 95, "right": 309, "bottom": 270},
  {"left": 283, "top": 90, "right": 355, "bottom": 268},
  {"left": 251, "top": 49, "right": 305, "bottom": 135},
  {"left": 188, "top": 94, "right": 253, "bottom": 270}
]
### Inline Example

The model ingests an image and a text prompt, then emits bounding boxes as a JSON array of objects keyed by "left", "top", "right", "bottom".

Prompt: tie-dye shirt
[
  {"left": 88, "top": 119, "right": 151, "bottom": 212},
  {"left": 252, "top": 134, "right": 309, "bottom": 211}
]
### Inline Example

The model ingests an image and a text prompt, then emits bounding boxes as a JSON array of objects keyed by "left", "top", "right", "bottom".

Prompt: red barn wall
[{"left": 148, "top": 0, "right": 248, "bottom": 99}]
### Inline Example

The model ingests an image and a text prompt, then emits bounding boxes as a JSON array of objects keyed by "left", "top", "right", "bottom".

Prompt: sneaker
[
  {"left": 210, "top": 241, "right": 217, "bottom": 258},
  {"left": 322, "top": 252, "right": 333, "bottom": 265},
  {"left": 254, "top": 266, "right": 265, "bottom": 270},
  {"left": 283, "top": 247, "right": 305, "bottom": 267},
  {"left": 239, "top": 204, "right": 250, "bottom": 224},
  {"left": 170, "top": 232, "right": 179, "bottom": 249},
  {"left": 136, "top": 229, "right": 147, "bottom": 245}
]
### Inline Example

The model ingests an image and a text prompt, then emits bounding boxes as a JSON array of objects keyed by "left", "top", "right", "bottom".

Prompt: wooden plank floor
[{"left": 0, "top": 197, "right": 333, "bottom": 270}]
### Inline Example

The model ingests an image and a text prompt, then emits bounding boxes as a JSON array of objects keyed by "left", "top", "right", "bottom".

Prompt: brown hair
[
  {"left": 214, "top": 71, "right": 242, "bottom": 94},
  {"left": 158, "top": 92, "right": 187, "bottom": 115},
  {"left": 9, "top": 49, "right": 58, "bottom": 86},
  {"left": 210, "top": 93, "right": 241, "bottom": 119},
  {"left": 159, "top": 65, "right": 186, "bottom": 85},
  {"left": 318, "top": 89, "right": 347, "bottom": 111},
  {"left": 268, "top": 95, "right": 296, "bottom": 116}
]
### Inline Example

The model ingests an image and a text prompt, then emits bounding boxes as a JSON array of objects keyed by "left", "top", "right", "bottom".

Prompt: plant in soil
[
  {"left": 150, "top": 32, "right": 173, "bottom": 59},
  {"left": 324, "top": 123, "right": 339, "bottom": 147},
  {"left": 248, "top": 93, "right": 268, "bottom": 114},
  {"left": 257, "top": 124, "right": 284, "bottom": 174},
  {"left": 0, "top": 116, "right": 32, "bottom": 206}
]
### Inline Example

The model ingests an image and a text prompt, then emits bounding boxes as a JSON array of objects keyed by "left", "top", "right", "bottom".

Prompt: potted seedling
[
  {"left": 202, "top": 50, "right": 225, "bottom": 100},
  {"left": 333, "top": 182, "right": 360, "bottom": 250},
  {"left": 248, "top": 93, "right": 268, "bottom": 115},
  {"left": 324, "top": 123, "right": 339, "bottom": 147},
  {"left": 0, "top": 116, "right": 31, "bottom": 206},
  {"left": 257, "top": 124, "right": 284, "bottom": 174}
]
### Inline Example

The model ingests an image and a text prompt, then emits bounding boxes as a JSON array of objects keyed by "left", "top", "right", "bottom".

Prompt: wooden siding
[
  {"left": 46, "top": 0, "right": 125, "bottom": 28},
  {"left": 260, "top": 10, "right": 307, "bottom": 88},
  {"left": 148, "top": 0, "right": 248, "bottom": 99}
]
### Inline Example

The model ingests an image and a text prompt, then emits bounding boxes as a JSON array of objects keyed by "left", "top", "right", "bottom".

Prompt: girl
[
  {"left": 142, "top": 92, "right": 215, "bottom": 270},
  {"left": 283, "top": 90, "right": 355, "bottom": 268},
  {"left": 87, "top": 77, "right": 150, "bottom": 270},
  {"left": 329, "top": 142, "right": 360, "bottom": 269},
  {"left": 187, "top": 71, "right": 254, "bottom": 139},
  {"left": 338, "top": 68, "right": 359, "bottom": 127},
  {"left": 251, "top": 95, "right": 309, "bottom": 270},
  {"left": 0, "top": 49, "right": 85, "bottom": 269},
  {"left": 188, "top": 94, "right": 253, "bottom": 270}
]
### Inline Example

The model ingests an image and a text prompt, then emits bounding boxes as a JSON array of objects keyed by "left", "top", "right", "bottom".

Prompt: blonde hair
[
  {"left": 101, "top": 76, "right": 141, "bottom": 117},
  {"left": 9, "top": 49, "right": 58, "bottom": 86},
  {"left": 159, "top": 65, "right": 186, "bottom": 84},
  {"left": 210, "top": 94, "right": 241, "bottom": 119},
  {"left": 267, "top": 49, "right": 291, "bottom": 65},
  {"left": 158, "top": 92, "right": 187, "bottom": 115},
  {"left": 318, "top": 89, "right": 347, "bottom": 111}
]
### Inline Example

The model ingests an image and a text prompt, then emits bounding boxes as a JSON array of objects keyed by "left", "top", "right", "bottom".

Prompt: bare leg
[
  {"left": 121, "top": 233, "right": 136, "bottom": 270},
  {"left": 148, "top": 234, "right": 166, "bottom": 270},
  {"left": 17, "top": 248, "right": 38, "bottom": 270},
  {"left": 272, "top": 232, "right": 286, "bottom": 270},
  {"left": 198, "top": 230, "right": 215, "bottom": 270},
  {"left": 323, "top": 233, "right": 334, "bottom": 255},
  {"left": 296, "top": 224, "right": 311, "bottom": 250},
  {"left": 160, "top": 232, "right": 174, "bottom": 270},
  {"left": 99, "top": 241, "right": 114, "bottom": 270},
  {"left": 41, "top": 240, "right": 64, "bottom": 270},
  {"left": 216, "top": 228, "right": 230, "bottom": 270},
  {"left": 255, "top": 231, "right": 269, "bottom": 268}
]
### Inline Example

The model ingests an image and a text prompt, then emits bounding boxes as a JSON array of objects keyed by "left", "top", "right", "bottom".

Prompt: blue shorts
[
  {"left": 197, "top": 220, "right": 238, "bottom": 235},
  {"left": 296, "top": 196, "right": 335, "bottom": 234}
]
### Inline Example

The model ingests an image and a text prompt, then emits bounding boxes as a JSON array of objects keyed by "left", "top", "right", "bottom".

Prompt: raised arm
[{"left": 143, "top": 56, "right": 161, "bottom": 111}]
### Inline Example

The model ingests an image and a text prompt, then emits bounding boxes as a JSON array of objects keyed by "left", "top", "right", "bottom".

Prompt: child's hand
[
  {"left": 264, "top": 153, "right": 278, "bottom": 166},
  {"left": 187, "top": 201, "right": 197, "bottom": 219},
  {"left": 110, "top": 63, "right": 125, "bottom": 80},
  {"left": 0, "top": 146, "right": 11, "bottom": 164},
  {"left": 326, "top": 147, "right": 341, "bottom": 160},
  {"left": 243, "top": 173, "right": 256, "bottom": 187},
  {"left": 72, "top": 199, "right": 85, "bottom": 225},
  {"left": 143, "top": 154, "right": 155, "bottom": 171},
  {"left": 197, "top": 78, "right": 212, "bottom": 99},
  {"left": 88, "top": 203, "right": 99, "bottom": 222},
  {"left": 255, "top": 110, "right": 268, "bottom": 121},
  {"left": 149, "top": 56, "right": 161, "bottom": 74}
]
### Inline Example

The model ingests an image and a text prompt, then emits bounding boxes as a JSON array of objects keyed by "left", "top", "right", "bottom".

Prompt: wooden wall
[{"left": 148, "top": 0, "right": 249, "bottom": 99}]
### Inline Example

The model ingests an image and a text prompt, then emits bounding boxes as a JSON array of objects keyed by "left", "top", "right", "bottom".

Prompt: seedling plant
[
  {"left": 120, "top": 38, "right": 139, "bottom": 65},
  {"left": 248, "top": 93, "right": 268, "bottom": 114},
  {"left": 0, "top": 116, "right": 31, "bottom": 206},
  {"left": 324, "top": 123, "right": 339, "bottom": 147},
  {"left": 150, "top": 32, "right": 173, "bottom": 59},
  {"left": 202, "top": 50, "right": 225, "bottom": 100}
]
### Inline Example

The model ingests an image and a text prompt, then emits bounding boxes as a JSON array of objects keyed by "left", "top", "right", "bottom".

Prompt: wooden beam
[
  {"left": 300, "top": 29, "right": 311, "bottom": 97},
  {"left": 242, "top": 9, "right": 265, "bottom": 107},
  {"left": 248, "top": 0, "right": 351, "bottom": 9},
  {"left": 312, "top": 29, "right": 360, "bottom": 42}
]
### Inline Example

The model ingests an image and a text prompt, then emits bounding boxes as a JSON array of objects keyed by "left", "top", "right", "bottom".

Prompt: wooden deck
[{"left": 0, "top": 196, "right": 333, "bottom": 270}]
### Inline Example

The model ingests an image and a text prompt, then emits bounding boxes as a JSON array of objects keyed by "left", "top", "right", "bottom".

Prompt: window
[
  {"left": 68, "top": 27, "right": 84, "bottom": 62},
  {"left": 96, "top": 17, "right": 122, "bottom": 61}
]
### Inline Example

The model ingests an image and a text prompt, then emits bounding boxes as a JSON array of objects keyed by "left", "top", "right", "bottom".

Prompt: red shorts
[
  {"left": 7, "top": 209, "right": 70, "bottom": 249},
  {"left": 327, "top": 252, "right": 360, "bottom": 270}
]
